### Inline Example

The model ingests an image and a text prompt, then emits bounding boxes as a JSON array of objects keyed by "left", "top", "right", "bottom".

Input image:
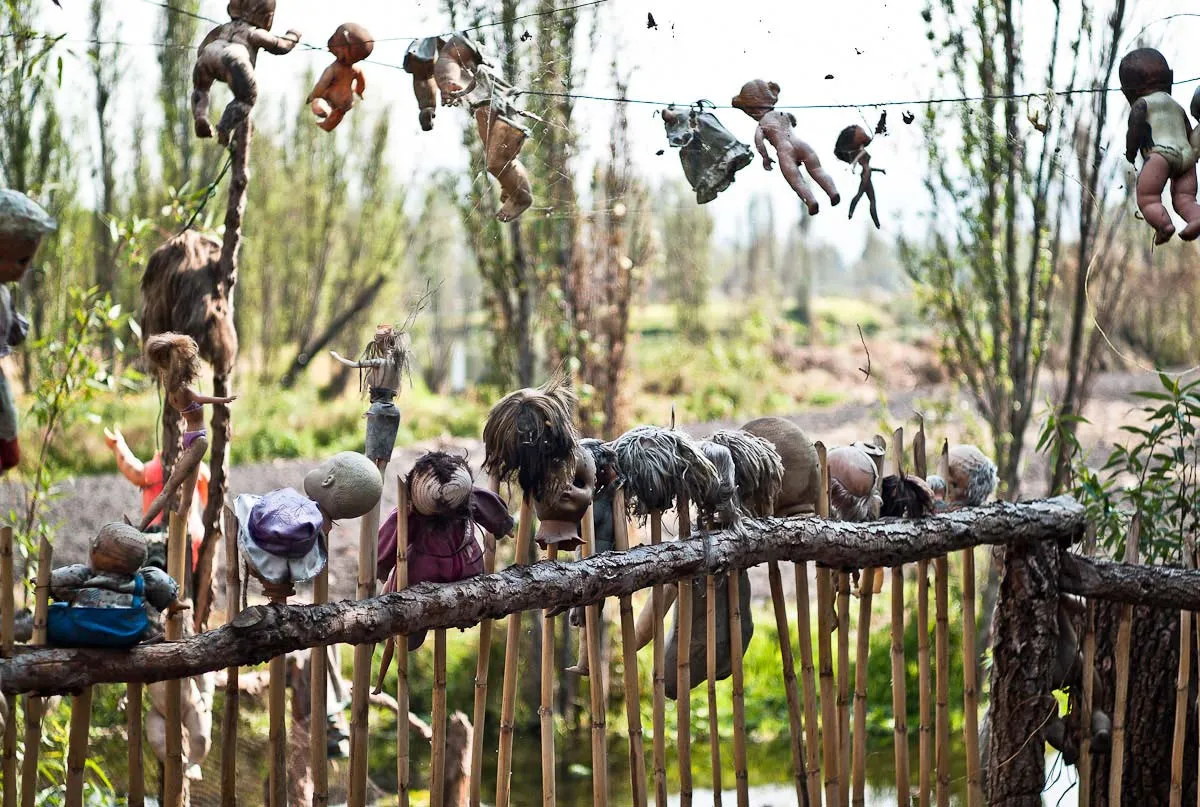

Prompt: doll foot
[
  {"left": 805, "top": 202, "right": 820, "bottom": 216},
  {"left": 419, "top": 108, "right": 436, "bottom": 131},
  {"left": 216, "top": 125, "right": 231, "bottom": 147},
  {"left": 194, "top": 118, "right": 213, "bottom": 139},
  {"left": 496, "top": 189, "right": 533, "bottom": 222},
  {"left": 1180, "top": 219, "right": 1200, "bottom": 241},
  {"left": 1154, "top": 224, "right": 1176, "bottom": 245},
  {"left": 829, "top": 193, "right": 841, "bottom": 207}
]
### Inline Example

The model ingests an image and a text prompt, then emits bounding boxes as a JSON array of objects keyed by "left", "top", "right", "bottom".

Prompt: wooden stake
[
  {"left": 220, "top": 506, "right": 241, "bottom": 807},
  {"left": 815, "top": 442, "right": 840, "bottom": 807},
  {"left": 164, "top": 512, "right": 187, "bottom": 807},
  {"left": 495, "top": 495, "right": 534, "bottom": 807},
  {"left": 888, "top": 429, "right": 909, "bottom": 807},
  {"left": 431, "top": 627, "right": 448, "bottom": 807},
  {"left": 1078, "top": 594, "right": 1096, "bottom": 807},
  {"left": 796, "top": 558, "right": 823, "bottom": 807},
  {"left": 706, "top": 569, "right": 724, "bottom": 807},
  {"left": 20, "top": 534, "right": 51, "bottom": 807},
  {"left": 395, "top": 477, "right": 412, "bottom": 807},
  {"left": 836, "top": 570, "right": 851, "bottom": 807},
  {"left": 728, "top": 570, "right": 749, "bottom": 807},
  {"left": 127, "top": 682, "right": 144, "bottom": 807},
  {"left": 583, "top": 505, "right": 609, "bottom": 806},
  {"left": 945, "top": 442, "right": 981, "bottom": 807},
  {"left": 650, "top": 512, "right": 669, "bottom": 807},
  {"left": 64, "top": 686, "right": 93, "bottom": 807},
  {"left": 1170, "top": 611, "right": 1191, "bottom": 807},
  {"left": 468, "top": 475, "right": 502, "bottom": 807},
  {"left": 676, "top": 495, "right": 694, "bottom": 807},
  {"left": 934, "top": 556, "right": 950, "bottom": 807},
  {"left": 768, "top": 560, "right": 807, "bottom": 805},
  {"left": 1109, "top": 514, "right": 1140, "bottom": 805},
  {"left": 851, "top": 567, "right": 874, "bottom": 807},
  {"left": 540, "top": 546, "right": 559, "bottom": 807},
  {"left": 268, "top": 601, "right": 288, "bottom": 807},
  {"left": 613, "top": 490, "right": 648, "bottom": 807},
  {"left": 1, "top": 525, "right": 16, "bottom": 807}
]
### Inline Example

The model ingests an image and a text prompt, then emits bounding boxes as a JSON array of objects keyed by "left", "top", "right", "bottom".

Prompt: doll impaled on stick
[
  {"left": 191, "top": 0, "right": 301, "bottom": 145},
  {"left": 307, "top": 23, "right": 372, "bottom": 132}
]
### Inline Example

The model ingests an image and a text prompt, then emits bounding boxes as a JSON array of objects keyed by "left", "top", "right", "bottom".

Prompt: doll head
[
  {"left": 408, "top": 451, "right": 474, "bottom": 517},
  {"left": 580, "top": 438, "right": 619, "bottom": 491},
  {"left": 610, "top": 425, "right": 720, "bottom": 516},
  {"left": 236, "top": 487, "right": 327, "bottom": 587},
  {"left": 661, "top": 106, "right": 697, "bottom": 148},
  {"left": 144, "top": 333, "right": 201, "bottom": 392},
  {"left": 90, "top": 522, "right": 149, "bottom": 576},
  {"left": 228, "top": 0, "right": 275, "bottom": 28},
  {"left": 827, "top": 445, "right": 881, "bottom": 522},
  {"left": 946, "top": 445, "right": 998, "bottom": 506},
  {"left": 329, "top": 23, "right": 374, "bottom": 66},
  {"left": 697, "top": 440, "right": 739, "bottom": 526},
  {"left": 0, "top": 190, "right": 56, "bottom": 283},
  {"left": 1119, "top": 48, "right": 1173, "bottom": 104},
  {"left": 707, "top": 429, "right": 784, "bottom": 518},
  {"left": 482, "top": 374, "right": 579, "bottom": 501},
  {"left": 739, "top": 417, "right": 820, "bottom": 516},
  {"left": 533, "top": 443, "right": 596, "bottom": 547},
  {"left": 732, "top": 79, "right": 780, "bottom": 121},
  {"left": 834, "top": 125, "right": 872, "bottom": 164},
  {"left": 303, "top": 451, "right": 384, "bottom": 521}
]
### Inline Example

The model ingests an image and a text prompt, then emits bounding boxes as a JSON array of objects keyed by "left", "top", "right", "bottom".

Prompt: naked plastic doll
[
  {"left": 330, "top": 323, "right": 411, "bottom": 462},
  {"left": 1119, "top": 48, "right": 1200, "bottom": 244},
  {"left": 139, "top": 333, "right": 237, "bottom": 531},
  {"left": 307, "top": 23, "right": 372, "bottom": 133},
  {"left": 406, "top": 33, "right": 534, "bottom": 221},
  {"left": 732, "top": 79, "right": 839, "bottom": 215},
  {"left": 191, "top": 0, "right": 301, "bottom": 145},
  {"left": 834, "top": 124, "right": 884, "bottom": 229}
]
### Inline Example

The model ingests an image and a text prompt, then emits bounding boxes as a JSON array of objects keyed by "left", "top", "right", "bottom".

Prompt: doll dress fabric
[
  {"left": 675, "top": 112, "right": 754, "bottom": 204},
  {"left": 236, "top": 489, "right": 327, "bottom": 585}
]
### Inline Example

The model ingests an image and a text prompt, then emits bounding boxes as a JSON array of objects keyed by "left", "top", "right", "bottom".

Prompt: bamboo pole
[
  {"left": 583, "top": 505, "right": 609, "bottom": 807},
  {"left": 495, "top": 495, "right": 534, "bottom": 807},
  {"left": 768, "top": 560, "right": 807, "bottom": 805},
  {"left": 1170, "top": 611, "right": 1191, "bottom": 807},
  {"left": 431, "top": 627, "right": 448, "bottom": 807},
  {"left": 837, "top": 570, "right": 851, "bottom": 807},
  {"left": 944, "top": 441, "right": 980, "bottom": 807},
  {"left": 796, "top": 558, "right": 823, "bottom": 807},
  {"left": 888, "top": 429, "right": 909, "bottom": 807},
  {"left": 20, "top": 534, "right": 51, "bottom": 807},
  {"left": 348, "top": 454, "right": 385, "bottom": 807},
  {"left": 1108, "top": 514, "right": 1140, "bottom": 805},
  {"left": 468, "top": 475, "right": 502, "bottom": 807},
  {"left": 64, "top": 686, "right": 93, "bottom": 807},
  {"left": 1077, "top": 521, "right": 1097, "bottom": 807},
  {"left": 164, "top": 512, "right": 187, "bottom": 807},
  {"left": 220, "top": 506, "right": 241, "bottom": 807},
  {"left": 934, "top": 557, "right": 950, "bottom": 807},
  {"left": 267, "top": 602, "right": 288, "bottom": 807},
  {"left": 613, "top": 490, "right": 648, "bottom": 807},
  {"left": 127, "top": 682, "right": 144, "bottom": 807},
  {"left": 706, "top": 568, "right": 723, "bottom": 807},
  {"left": 1, "top": 525, "right": 15, "bottom": 807},
  {"left": 395, "top": 478, "right": 412, "bottom": 807},
  {"left": 814, "top": 442, "right": 840, "bottom": 807},
  {"left": 676, "top": 495, "right": 693, "bottom": 807},
  {"left": 540, "top": 546, "right": 559, "bottom": 807},
  {"left": 728, "top": 570, "right": 749, "bottom": 807},
  {"left": 650, "top": 512, "right": 669, "bottom": 807},
  {"left": 914, "top": 437, "right": 931, "bottom": 807},
  {"left": 851, "top": 567, "right": 873, "bottom": 807}
]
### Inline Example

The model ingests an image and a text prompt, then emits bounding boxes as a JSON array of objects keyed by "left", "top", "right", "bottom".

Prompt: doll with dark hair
[
  {"left": 834, "top": 124, "right": 884, "bottom": 229},
  {"left": 482, "top": 373, "right": 579, "bottom": 503},
  {"left": 307, "top": 23, "right": 373, "bottom": 132}
]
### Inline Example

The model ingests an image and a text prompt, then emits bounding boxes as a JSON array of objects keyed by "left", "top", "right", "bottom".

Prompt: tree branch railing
[{"left": 1, "top": 496, "right": 1086, "bottom": 695}]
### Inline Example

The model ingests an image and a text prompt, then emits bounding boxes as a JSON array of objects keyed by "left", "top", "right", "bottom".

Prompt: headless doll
[
  {"left": 307, "top": 23, "right": 372, "bottom": 132},
  {"left": 191, "top": 0, "right": 301, "bottom": 145}
]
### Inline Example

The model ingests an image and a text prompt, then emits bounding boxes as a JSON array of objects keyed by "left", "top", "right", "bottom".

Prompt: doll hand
[
  {"left": 285, "top": 29, "right": 302, "bottom": 42},
  {"left": 763, "top": 156, "right": 774, "bottom": 171},
  {"left": 104, "top": 426, "right": 123, "bottom": 451}
]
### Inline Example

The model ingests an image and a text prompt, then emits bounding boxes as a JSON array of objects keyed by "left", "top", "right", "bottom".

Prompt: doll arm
[
  {"left": 186, "top": 388, "right": 238, "bottom": 405},
  {"left": 108, "top": 429, "right": 151, "bottom": 487},
  {"left": 307, "top": 66, "right": 336, "bottom": 104},
  {"left": 1126, "top": 99, "right": 1150, "bottom": 164},
  {"left": 354, "top": 66, "right": 367, "bottom": 98},
  {"left": 330, "top": 351, "right": 386, "bottom": 369},
  {"left": 754, "top": 126, "right": 773, "bottom": 169},
  {"left": 250, "top": 27, "right": 301, "bottom": 55}
]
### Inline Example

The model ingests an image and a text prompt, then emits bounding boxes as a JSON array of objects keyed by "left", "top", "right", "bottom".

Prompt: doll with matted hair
[
  {"left": 732, "top": 79, "right": 840, "bottom": 215},
  {"left": 307, "top": 23, "right": 373, "bottom": 132}
]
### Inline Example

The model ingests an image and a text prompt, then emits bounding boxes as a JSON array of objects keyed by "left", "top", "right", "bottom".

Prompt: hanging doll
[
  {"left": 1119, "top": 48, "right": 1200, "bottom": 244},
  {"left": 307, "top": 23, "right": 373, "bottom": 132},
  {"left": 404, "top": 33, "right": 534, "bottom": 221},
  {"left": 661, "top": 104, "right": 754, "bottom": 204},
  {"left": 331, "top": 324, "right": 411, "bottom": 463},
  {"left": 732, "top": 80, "right": 840, "bottom": 215},
  {"left": 191, "top": 0, "right": 302, "bottom": 145},
  {"left": 0, "top": 191, "right": 54, "bottom": 472},
  {"left": 139, "top": 334, "right": 237, "bottom": 532},
  {"left": 834, "top": 124, "right": 884, "bottom": 229},
  {"left": 375, "top": 451, "right": 515, "bottom": 651}
]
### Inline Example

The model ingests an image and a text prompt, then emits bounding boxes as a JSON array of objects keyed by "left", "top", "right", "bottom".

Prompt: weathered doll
[
  {"left": 732, "top": 80, "right": 840, "bottom": 215},
  {"left": 405, "top": 33, "right": 534, "bottom": 221},
  {"left": 1119, "top": 48, "right": 1200, "bottom": 244},
  {"left": 191, "top": 0, "right": 301, "bottom": 145},
  {"left": 139, "top": 333, "right": 237, "bottom": 533},
  {"left": 331, "top": 323, "right": 411, "bottom": 462},
  {"left": 0, "top": 191, "right": 54, "bottom": 471},
  {"left": 307, "top": 23, "right": 372, "bottom": 132},
  {"left": 834, "top": 124, "right": 884, "bottom": 229},
  {"left": 533, "top": 444, "right": 596, "bottom": 551},
  {"left": 880, "top": 473, "right": 935, "bottom": 518},
  {"left": 661, "top": 104, "right": 754, "bottom": 204},
  {"left": 376, "top": 452, "right": 515, "bottom": 650},
  {"left": 739, "top": 417, "right": 822, "bottom": 516},
  {"left": 944, "top": 444, "right": 998, "bottom": 506},
  {"left": 482, "top": 373, "right": 579, "bottom": 504},
  {"left": 827, "top": 444, "right": 883, "bottom": 522},
  {"left": 706, "top": 429, "right": 785, "bottom": 518}
]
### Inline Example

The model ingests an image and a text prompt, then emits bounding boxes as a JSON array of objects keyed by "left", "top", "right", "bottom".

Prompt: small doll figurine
[
  {"left": 834, "top": 124, "right": 885, "bottom": 229},
  {"left": 191, "top": 0, "right": 301, "bottom": 145},
  {"left": 732, "top": 80, "right": 840, "bottom": 215},
  {"left": 307, "top": 23, "right": 373, "bottom": 132},
  {"left": 1119, "top": 48, "right": 1200, "bottom": 244},
  {"left": 405, "top": 33, "right": 535, "bottom": 221},
  {"left": 661, "top": 104, "right": 754, "bottom": 204},
  {"left": 331, "top": 324, "right": 411, "bottom": 462},
  {"left": 0, "top": 190, "right": 54, "bottom": 472},
  {"left": 140, "top": 333, "right": 237, "bottom": 532}
]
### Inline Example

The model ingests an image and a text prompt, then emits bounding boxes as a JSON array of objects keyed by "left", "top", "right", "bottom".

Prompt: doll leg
[
  {"left": 191, "top": 62, "right": 216, "bottom": 139},
  {"left": 1136, "top": 153, "right": 1176, "bottom": 244},
  {"left": 1170, "top": 167, "right": 1200, "bottom": 241},
  {"left": 310, "top": 97, "right": 332, "bottom": 120},
  {"left": 865, "top": 177, "right": 881, "bottom": 229},
  {"left": 779, "top": 158, "right": 821, "bottom": 215},
  {"left": 215, "top": 52, "right": 258, "bottom": 146},
  {"left": 476, "top": 108, "right": 533, "bottom": 221},
  {"left": 140, "top": 437, "right": 208, "bottom": 532},
  {"left": 318, "top": 108, "right": 347, "bottom": 133},
  {"left": 410, "top": 62, "right": 438, "bottom": 132},
  {"left": 0, "top": 370, "right": 19, "bottom": 472}
]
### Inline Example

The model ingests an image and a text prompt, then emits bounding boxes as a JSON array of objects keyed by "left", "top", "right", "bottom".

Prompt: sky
[{"left": 30, "top": 0, "right": 1200, "bottom": 257}]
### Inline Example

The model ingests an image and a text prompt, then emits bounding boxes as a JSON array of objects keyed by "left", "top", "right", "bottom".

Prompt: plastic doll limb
[
  {"left": 318, "top": 107, "right": 347, "bottom": 132},
  {"left": 1136, "top": 152, "right": 1176, "bottom": 244},
  {"left": 139, "top": 436, "right": 209, "bottom": 532},
  {"left": 793, "top": 141, "right": 840, "bottom": 206},
  {"left": 191, "top": 61, "right": 216, "bottom": 138},
  {"left": 476, "top": 108, "right": 533, "bottom": 221},
  {"left": 1169, "top": 166, "right": 1200, "bottom": 241},
  {"left": 778, "top": 156, "right": 821, "bottom": 215}
]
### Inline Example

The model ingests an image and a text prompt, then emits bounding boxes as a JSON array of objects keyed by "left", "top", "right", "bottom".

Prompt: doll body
[
  {"left": 191, "top": 1, "right": 300, "bottom": 145},
  {"left": 733, "top": 80, "right": 839, "bottom": 215},
  {"left": 307, "top": 23, "right": 372, "bottom": 132},
  {"left": 835, "top": 124, "right": 884, "bottom": 229},
  {"left": 1119, "top": 48, "right": 1200, "bottom": 244}
]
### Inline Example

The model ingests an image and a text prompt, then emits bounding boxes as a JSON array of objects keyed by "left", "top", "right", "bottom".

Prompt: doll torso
[
  {"left": 758, "top": 110, "right": 798, "bottom": 157},
  {"left": 316, "top": 62, "right": 361, "bottom": 111},
  {"left": 1139, "top": 91, "right": 1196, "bottom": 173},
  {"left": 197, "top": 21, "right": 261, "bottom": 73}
]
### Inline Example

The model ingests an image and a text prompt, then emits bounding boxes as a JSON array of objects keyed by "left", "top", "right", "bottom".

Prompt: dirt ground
[{"left": 0, "top": 369, "right": 1165, "bottom": 608}]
